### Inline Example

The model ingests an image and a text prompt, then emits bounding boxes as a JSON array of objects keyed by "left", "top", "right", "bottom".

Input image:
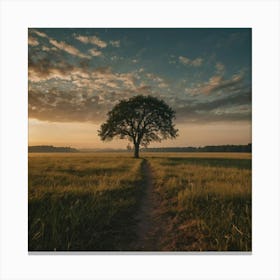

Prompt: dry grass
[
  {"left": 29, "top": 154, "right": 143, "bottom": 251},
  {"left": 148, "top": 156, "right": 251, "bottom": 251},
  {"left": 28, "top": 152, "right": 252, "bottom": 251}
]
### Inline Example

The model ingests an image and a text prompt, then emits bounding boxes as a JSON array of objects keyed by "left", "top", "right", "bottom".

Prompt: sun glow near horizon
[{"left": 28, "top": 118, "right": 251, "bottom": 149}]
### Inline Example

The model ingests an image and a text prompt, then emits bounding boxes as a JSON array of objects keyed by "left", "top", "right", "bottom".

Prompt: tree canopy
[{"left": 98, "top": 95, "right": 178, "bottom": 158}]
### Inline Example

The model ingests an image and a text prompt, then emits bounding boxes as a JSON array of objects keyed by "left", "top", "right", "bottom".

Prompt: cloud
[
  {"left": 42, "top": 46, "right": 57, "bottom": 52},
  {"left": 109, "top": 40, "right": 120, "bottom": 47},
  {"left": 174, "top": 89, "right": 251, "bottom": 123},
  {"left": 49, "top": 38, "right": 91, "bottom": 59},
  {"left": 29, "top": 57, "right": 175, "bottom": 124},
  {"left": 28, "top": 36, "right": 39, "bottom": 46},
  {"left": 28, "top": 52, "right": 140, "bottom": 92},
  {"left": 30, "top": 29, "right": 91, "bottom": 59},
  {"left": 215, "top": 62, "right": 225, "bottom": 74},
  {"left": 29, "top": 59, "right": 251, "bottom": 125},
  {"left": 28, "top": 29, "right": 251, "bottom": 128},
  {"left": 29, "top": 88, "right": 107, "bottom": 123},
  {"left": 28, "top": 57, "right": 75, "bottom": 82},
  {"left": 200, "top": 75, "right": 223, "bottom": 95},
  {"left": 190, "top": 72, "right": 244, "bottom": 95},
  {"left": 28, "top": 45, "right": 250, "bottom": 126},
  {"left": 88, "top": 48, "right": 102, "bottom": 56},
  {"left": 28, "top": 54, "right": 93, "bottom": 82},
  {"left": 167, "top": 68, "right": 251, "bottom": 123},
  {"left": 176, "top": 108, "right": 251, "bottom": 123},
  {"left": 179, "top": 56, "right": 203, "bottom": 67},
  {"left": 143, "top": 73, "right": 169, "bottom": 90},
  {"left": 178, "top": 56, "right": 190, "bottom": 65},
  {"left": 28, "top": 57, "right": 145, "bottom": 123},
  {"left": 32, "top": 30, "right": 48, "bottom": 38},
  {"left": 75, "top": 35, "right": 107, "bottom": 48},
  {"left": 29, "top": 78, "right": 251, "bottom": 124},
  {"left": 28, "top": 68, "right": 138, "bottom": 123},
  {"left": 158, "top": 82, "right": 168, "bottom": 88},
  {"left": 191, "top": 58, "right": 203, "bottom": 67},
  {"left": 136, "top": 85, "right": 152, "bottom": 94}
]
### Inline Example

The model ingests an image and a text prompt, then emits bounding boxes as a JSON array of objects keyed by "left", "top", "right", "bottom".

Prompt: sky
[{"left": 28, "top": 28, "right": 252, "bottom": 149}]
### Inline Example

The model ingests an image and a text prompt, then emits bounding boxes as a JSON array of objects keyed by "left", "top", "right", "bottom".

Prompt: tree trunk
[{"left": 134, "top": 143, "right": 140, "bottom": 158}]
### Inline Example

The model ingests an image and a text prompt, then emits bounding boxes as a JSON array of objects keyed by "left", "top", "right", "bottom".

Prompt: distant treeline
[
  {"left": 29, "top": 144, "right": 252, "bottom": 153},
  {"left": 28, "top": 145, "right": 78, "bottom": 153},
  {"left": 141, "top": 144, "right": 252, "bottom": 153}
]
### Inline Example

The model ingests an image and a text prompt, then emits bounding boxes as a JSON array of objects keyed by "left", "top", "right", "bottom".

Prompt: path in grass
[{"left": 133, "top": 159, "right": 160, "bottom": 251}]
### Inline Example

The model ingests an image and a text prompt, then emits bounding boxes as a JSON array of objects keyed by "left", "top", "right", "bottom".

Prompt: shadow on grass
[{"left": 29, "top": 184, "right": 142, "bottom": 251}]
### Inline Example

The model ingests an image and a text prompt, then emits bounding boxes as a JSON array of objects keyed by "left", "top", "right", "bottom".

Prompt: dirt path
[{"left": 133, "top": 159, "right": 159, "bottom": 251}]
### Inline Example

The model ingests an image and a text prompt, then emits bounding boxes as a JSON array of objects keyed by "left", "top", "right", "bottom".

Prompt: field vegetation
[
  {"left": 148, "top": 155, "right": 251, "bottom": 251},
  {"left": 28, "top": 152, "right": 251, "bottom": 251},
  {"left": 29, "top": 154, "right": 143, "bottom": 251}
]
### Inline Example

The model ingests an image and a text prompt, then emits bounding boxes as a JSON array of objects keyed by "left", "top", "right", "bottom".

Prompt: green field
[{"left": 28, "top": 152, "right": 251, "bottom": 251}]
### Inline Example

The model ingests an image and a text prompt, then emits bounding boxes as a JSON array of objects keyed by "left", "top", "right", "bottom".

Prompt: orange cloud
[
  {"left": 28, "top": 36, "right": 39, "bottom": 46},
  {"left": 49, "top": 38, "right": 90, "bottom": 59},
  {"left": 75, "top": 35, "right": 107, "bottom": 48},
  {"left": 190, "top": 72, "right": 244, "bottom": 95},
  {"left": 32, "top": 30, "right": 48, "bottom": 38},
  {"left": 88, "top": 48, "right": 102, "bottom": 56}
]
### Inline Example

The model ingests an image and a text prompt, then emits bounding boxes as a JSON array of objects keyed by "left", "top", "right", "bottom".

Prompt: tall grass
[
  {"left": 148, "top": 157, "right": 251, "bottom": 251},
  {"left": 29, "top": 154, "right": 143, "bottom": 251},
  {"left": 29, "top": 153, "right": 252, "bottom": 251}
]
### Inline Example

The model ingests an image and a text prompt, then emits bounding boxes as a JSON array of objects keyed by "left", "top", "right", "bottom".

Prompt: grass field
[
  {"left": 28, "top": 152, "right": 251, "bottom": 251},
  {"left": 148, "top": 155, "right": 251, "bottom": 251},
  {"left": 29, "top": 154, "right": 143, "bottom": 251}
]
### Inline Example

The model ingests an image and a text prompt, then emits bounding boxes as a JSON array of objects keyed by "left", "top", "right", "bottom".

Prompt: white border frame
[{"left": 1, "top": 0, "right": 279, "bottom": 279}]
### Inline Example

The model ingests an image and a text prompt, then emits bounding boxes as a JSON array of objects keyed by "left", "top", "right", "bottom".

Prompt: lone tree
[{"left": 98, "top": 95, "right": 178, "bottom": 158}]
